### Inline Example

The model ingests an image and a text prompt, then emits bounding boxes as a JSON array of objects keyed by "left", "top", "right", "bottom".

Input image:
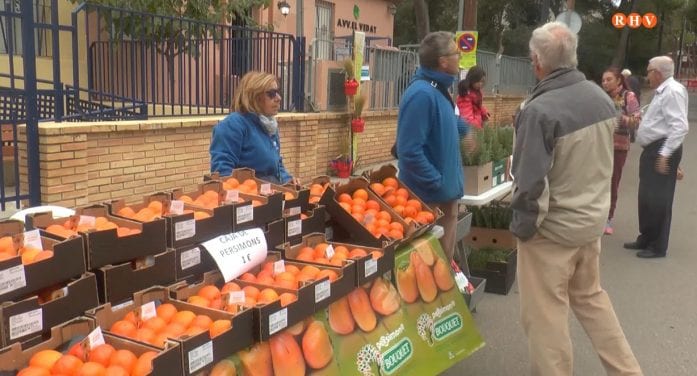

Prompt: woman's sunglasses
[{"left": 265, "top": 89, "right": 282, "bottom": 99}]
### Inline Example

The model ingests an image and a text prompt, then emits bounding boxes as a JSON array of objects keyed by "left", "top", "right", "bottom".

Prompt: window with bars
[
  {"left": 0, "top": 0, "right": 53, "bottom": 57},
  {"left": 314, "top": 0, "right": 334, "bottom": 60}
]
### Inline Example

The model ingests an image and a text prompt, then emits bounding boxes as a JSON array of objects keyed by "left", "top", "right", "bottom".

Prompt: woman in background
[{"left": 456, "top": 65, "right": 490, "bottom": 129}]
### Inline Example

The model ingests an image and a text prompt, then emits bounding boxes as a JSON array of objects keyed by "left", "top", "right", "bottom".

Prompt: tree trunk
[
  {"left": 612, "top": 0, "right": 640, "bottom": 67},
  {"left": 414, "top": 0, "right": 430, "bottom": 41}
]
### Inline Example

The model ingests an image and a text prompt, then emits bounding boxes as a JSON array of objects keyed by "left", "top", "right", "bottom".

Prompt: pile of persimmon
[
  {"left": 222, "top": 177, "right": 295, "bottom": 200},
  {"left": 369, "top": 177, "right": 435, "bottom": 225},
  {"left": 238, "top": 260, "right": 339, "bottom": 290},
  {"left": 108, "top": 303, "right": 232, "bottom": 348},
  {"left": 292, "top": 242, "right": 381, "bottom": 266},
  {"left": 308, "top": 182, "right": 329, "bottom": 204},
  {"left": 186, "top": 281, "right": 297, "bottom": 310},
  {"left": 336, "top": 188, "right": 405, "bottom": 239},
  {"left": 18, "top": 345, "right": 156, "bottom": 376},
  {"left": 0, "top": 235, "right": 53, "bottom": 265},
  {"left": 45, "top": 216, "right": 141, "bottom": 238},
  {"left": 118, "top": 198, "right": 214, "bottom": 221}
]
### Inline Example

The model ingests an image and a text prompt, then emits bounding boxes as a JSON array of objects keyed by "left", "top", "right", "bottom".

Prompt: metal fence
[
  {"left": 364, "top": 46, "right": 419, "bottom": 110},
  {"left": 71, "top": 3, "right": 305, "bottom": 117}
]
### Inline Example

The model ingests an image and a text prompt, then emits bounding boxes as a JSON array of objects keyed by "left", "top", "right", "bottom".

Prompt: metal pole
[
  {"left": 20, "top": 0, "right": 41, "bottom": 206},
  {"left": 296, "top": 0, "right": 304, "bottom": 38},
  {"left": 677, "top": 16, "right": 687, "bottom": 78},
  {"left": 458, "top": 0, "right": 464, "bottom": 30}
]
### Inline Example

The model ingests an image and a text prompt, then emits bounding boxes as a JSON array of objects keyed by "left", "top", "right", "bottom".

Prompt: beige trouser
[
  {"left": 517, "top": 233, "right": 642, "bottom": 376},
  {"left": 428, "top": 200, "right": 458, "bottom": 261}
]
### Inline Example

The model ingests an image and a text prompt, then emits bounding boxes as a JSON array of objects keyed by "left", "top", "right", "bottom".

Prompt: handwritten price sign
[{"left": 202, "top": 228, "right": 268, "bottom": 282}]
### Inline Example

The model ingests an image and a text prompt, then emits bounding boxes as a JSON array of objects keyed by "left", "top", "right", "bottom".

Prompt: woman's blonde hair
[{"left": 232, "top": 71, "right": 279, "bottom": 113}]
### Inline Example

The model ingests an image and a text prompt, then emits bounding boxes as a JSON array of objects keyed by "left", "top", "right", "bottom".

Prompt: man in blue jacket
[{"left": 396, "top": 31, "right": 472, "bottom": 261}]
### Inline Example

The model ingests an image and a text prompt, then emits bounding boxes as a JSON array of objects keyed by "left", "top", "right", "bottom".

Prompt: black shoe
[
  {"left": 623, "top": 241, "right": 646, "bottom": 250},
  {"left": 636, "top": 250, "right": 665, "bottom": 258}
]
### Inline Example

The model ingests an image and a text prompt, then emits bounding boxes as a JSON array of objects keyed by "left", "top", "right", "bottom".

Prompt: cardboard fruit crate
[
  {"left": 88, "top": 286, "right": 250, "bottom": 376},
  {"left": 0, "top": 273, "right": 100, "bottom": 346},
  {"left": 0, "top": 317, "right": 183, "bottom": 375},
  {"left": 363, "top": 164, "right": 441, "bottom": 238},
  {"left": 284, "top": 205, "right": 326, "bottom": 246},
  {"left": 465, "top": 227, "right": 516, "bottom": 250},
  {"left": 0, "top": 220, "right": 85, "bottom": 304},
  {"left": 279, "top": 232, "right": 395, "bottom": 287},
  {"left": 26, "top": 205, "right": 167, "bottom": 270},
  {"left": 95, "top": 250, "right": 176, "bottom": 305}
]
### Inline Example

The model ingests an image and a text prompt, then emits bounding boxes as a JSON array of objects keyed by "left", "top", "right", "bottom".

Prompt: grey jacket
[{"left": 510, "top": 69, "right": 616, "bottom": 246}]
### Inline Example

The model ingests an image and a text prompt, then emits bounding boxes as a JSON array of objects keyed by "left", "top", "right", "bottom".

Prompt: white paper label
[
  {"left": 287, "top": 219, "right": 302, "bottom": 237},
  {"left": 226, "top": 290, "right": 245, "bottom": 305},
  {"left": 9, "top": 308, "right": 42, "bottom": 340},
  {"left": 364, "top": 258, "right": 378, "bottom": 278},
  {"left": 78, "top": 215, "right": 96, "bottom": 228},
  {"left": 273, "top": 260, "right": 285, "bottom": 276},
  {"left": 225, "top": 190, "right": 240, "bottom": 203},
  {"left": 188, "top": 341, "right": 214, "bottom": 373},
  {"left": 325, "top": 244, "right": 335, "bottom": 259},
  {"left": 0, "top": 264, "right": 27, "bottom": 295},
  {"left": 260, "top": 183, "right": 272, "bottom": 195},
  {"left": 86, "top": 327, "right": 106, "bottom": 349},
  {"left": 180, "top": 247, "right": 201, "bottom": 270},
  {"left": 287, "top": 207, "right": 301, "bottom": 216},
  {"left": 268, "top": 308, "right": 288, "bottom": 335},
  {"left": 22, "top": 230, "right": 43, "bottom": 250},
  {"left": 175, "top": 219, "right": 196, "bottom": 241},
  {"left": 455, "top": 272, "right": 469, "bottom": 294},
  {"left": 236, "top": 205, "right": 254, "bottom": 224},
  {"left": 170, "top": 200, "right": 185, "bottom": 215},
  {"left": 202, "top": 228, "right": 268, "bottom": 282},
  {"left": 314, "top": 280, "right": 331, "bottom": 303},
  {"left": 138, "top": 301, "right": 157, "bottom": 321},
  {"left": 112, "top": 299, "right": 134, "bottom": 311}
]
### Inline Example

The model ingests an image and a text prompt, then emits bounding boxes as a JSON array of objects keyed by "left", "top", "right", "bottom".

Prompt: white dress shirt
[{"left": 636, "top": 77, "right": 689, "bottom": 156}]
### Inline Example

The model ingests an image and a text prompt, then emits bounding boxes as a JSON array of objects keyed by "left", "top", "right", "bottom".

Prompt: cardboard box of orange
[
  {"left": 0, "top": 316, "right": 183, "bottom": 375},
  {"left": 25, "top": 205, "right": 167, "bottom": 270},
  {"left": 363, "top": 164, "right": 442, "bottom": 241},
  {"left": 0, "top": 220, "right": 85, "bottom": 304},
  {"left": 0, "top": 272, "right": 100, "bottom": 347},
  {"left": 95, "top": 250, "right": 176, "bottom": 305},
  {"left": 319, "top": 178, "right": 407, "bottom": 248},
  {"left": 207, "top": 167, "right": 312, "bottom": 213},
  {"left": 284, "top": 205, "right": 326, "bottom": 246},
  {"left": 279, "top": 232, "right": 395, "bottom": 287},
  {"left": 105, "top": 192, "right": 171, "bottom": 223},
  {"left": 173, "top": 218, "right": 286, "bottom": 283},
  {"left": 88, "top": 286, "right": 249, "bottom": 375}
]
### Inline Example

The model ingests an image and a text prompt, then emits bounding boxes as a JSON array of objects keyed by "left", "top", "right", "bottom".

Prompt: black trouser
[{"left": 636, "top": 139, "right": 682, "bottom": 255}]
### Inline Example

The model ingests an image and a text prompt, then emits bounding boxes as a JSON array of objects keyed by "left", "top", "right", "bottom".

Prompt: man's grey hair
[
  {"left": 419, "top": 31, "right": 455, "bottom": 70},
  {"left": 621, "top": 69, "right": 631, "bottom": 77},
  {"left": 529, "top": 22, "right": 578, "bottom": 72},
  {"left": 649, "top": 56, "right": 674, "bottom": 79}
]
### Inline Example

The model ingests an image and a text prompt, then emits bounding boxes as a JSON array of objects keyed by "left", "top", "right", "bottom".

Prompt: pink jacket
[{"left": 456, "top": 90, "right": 489, "bottom": 128}]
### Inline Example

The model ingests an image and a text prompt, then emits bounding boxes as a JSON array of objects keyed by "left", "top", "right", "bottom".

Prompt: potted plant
[
  {"left": 351, "top": 94, "right": 366, "bottom": 133},
  {"left": 329, "top": 135, "right": 355, "bottom": 178},
  {"left": 343, "top": 59, "right": 359, "bottom": 96},
  {"left": 466, "top": 245, "right": 517, "bottom": 295},
  {"left": 490, "top": 126, "right": 514, "bottom": 185}
]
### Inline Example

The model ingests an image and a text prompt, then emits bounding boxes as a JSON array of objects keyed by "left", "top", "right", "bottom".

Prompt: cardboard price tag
[
  {"left": 325, "top": 244, "right": 335, "bottom": 259},
  {"left": 273, "top": 260, "right": 285, "bottom": 276},
  {"left": 170, "top": 200, "right": 185, "bottom": 215},
  {"left": 22, "top": 230, "right": 43, "bottom": 250},
  {"left": 260, "top": 183, "right": 272, "bottom": 196},
  {"left": 80, "top": 327, "right": 106, "bottom": 356},
  {"left": 202, "top": 228, "right": 268, "bottom": 282},
  {"left": 287, "top": 219, "right": 302, "bottom": 237},
  {"left": 135, "top": 301, "right": 157, "bottom": 323},
  {"left": 78, "top": 215, "right": 96, "bottom": 228},
  {"left": 225, "top": 190, "right": 240, "bottom": 203},
  {"left": 287, "top": 207, "right": 301, "bottom": 216},
  {"left": 225, "top": 290, "right": 246, "bottom": 306}
]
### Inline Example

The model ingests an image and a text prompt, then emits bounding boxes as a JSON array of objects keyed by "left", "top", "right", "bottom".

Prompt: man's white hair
[
  {"left": 529, "top": 22, "right": 578, "bottom": 72},
  {"left": 621, "top": 69, "right": 631, "bottom": 77},
  {"left": 649, "top": 56, "right": 674, "bottom": 79}
]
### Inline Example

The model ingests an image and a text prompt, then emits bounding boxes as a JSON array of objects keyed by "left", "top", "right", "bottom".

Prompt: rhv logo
[{"left": 612, "top": 12, "right": 658, "bottom": 29}]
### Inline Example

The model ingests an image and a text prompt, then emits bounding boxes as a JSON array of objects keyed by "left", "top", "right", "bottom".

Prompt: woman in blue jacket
[{"left": 210, "top": 71, "right": 298, "bottom": 184}]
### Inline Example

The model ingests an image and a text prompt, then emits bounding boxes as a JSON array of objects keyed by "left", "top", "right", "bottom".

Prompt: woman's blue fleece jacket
[
  {"left": 209, "top": 112, "right": 292, "bottom": 184},
  {"left": 396, "top": 67, "right": 468, "bottom": 203}
]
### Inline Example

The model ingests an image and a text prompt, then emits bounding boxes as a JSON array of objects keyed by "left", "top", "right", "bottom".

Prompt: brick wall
[
  {"left": 482, "top": 95, "right": 526, "bottom": 125},
  {"left": 18, "top": 96, "right": 522, "bottom": 208}
]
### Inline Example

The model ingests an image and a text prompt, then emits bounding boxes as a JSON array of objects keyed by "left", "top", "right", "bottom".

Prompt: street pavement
[{"left": 444, "top": 93, "right": 697, "bottom": 376}]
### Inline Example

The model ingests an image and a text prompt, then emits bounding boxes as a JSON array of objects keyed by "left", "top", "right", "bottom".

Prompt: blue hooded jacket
[
  {"left": 210, "top": 112, "right": 292, "bottom": 184},
  {"left": 396, "top": 67, "right": 468, "bottom": 203}
]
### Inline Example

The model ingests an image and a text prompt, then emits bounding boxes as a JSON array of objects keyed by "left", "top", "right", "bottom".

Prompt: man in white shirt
[{"left": 624, "top": 56, "right": 689, "bottom": 258}]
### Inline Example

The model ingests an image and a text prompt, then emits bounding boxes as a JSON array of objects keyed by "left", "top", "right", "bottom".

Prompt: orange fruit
[
  {"left": 405, "top": 199, "right": 422, "bottom": 210},
  {"left": 190, "top": 314, "right": 213, "bottom": 330},
  {"left": 351, "top": 203, "right": 365, "bottom": 215},
  {"left": 51, "top": 355, "right": 84, "bottom": 375},
  {"left": 117, "top": 207, "right": 136, "bottom": 218},
  {"left": 285, "top": 264, "right": 301, "bottom": 276},
  {"left": 365, "top": 200, "right": 381, "bottom": 211},
  {"left": 239, "top": 272, "right": 257, "bottom": 282},
  {"left": 224, "top": 177, "right": 240, "bottom": 188},
  {"left": 131, "top": 351, "right": 157, "bottom": 376},
  {"left": 147, "top": 201, "right": 163, "bottom": 214},
  {"left": 242, "top": 285, "right": 260, "bottom": 299},
  {"left": 187, "top": 295, "right": 211, "bottom": 308},
  {"left": 194, "top": 211, "right": 211, "bottom": 220},
  {"left": 161, "top": 323, "right": 186, "bottom": 338},
  {"left": 171, "top": 310, "right": 196, "bottom": 328},
  {"left": 156, "top": 303, "right": 178, "bottom": 323},
  {"left": 388, "top": 229, "right": 404, "bottom": 239},
  {"left": 151, "top": 332, "right": 170, "bottom": 348},
  {"left": 134, "top": 327, "right": 157, "bottom": 344},
  {"left": 351, "top": 212, "right": 365, "bottom": 223},
  {"left": 0, "top": 252, "right": 15, "bottom": 261},
  {"left": 389, "top": 222, "right": 405, "bottom": 232},
  {"left": 384, "top": 194, "right": 397, "bottom": 207},
  {"left": 108, "top": 350, "right": 137, "bottom": 374},
  {"left": 348, "top": 248, "right": 368, "bottom": 259},
  {"left": 77, "top": 361, "right": 106, "bottom": 376},
  {"left": 17, "top": 367, "right": 50, "bottom": 376},
  {"left": 88, "top": 344, "right": 116, "bottom": 367},
  {"left": 371, "top": 251, "right": 383, "bottom": 260},
  {"left": 369, "top": 183, "right": 386, "bottom": 196},
  {"left": 333, "top": 245, "right": 349, "bottom": 257},
  {"left": 339, "top": 202, "right": 351, "bottom": 212},
  {"left": 337, "top": 193, "right": 352, "bottom": 204},
  {"left": 29, "top": 350, "right": 62, "bottom": 370},
  {"left": 20, "top": 248, "right": 41, "bottom": 265},
  {"left": 352, "top": 189, "right": 369, "bottom": 201},
  {"left": 28, "top": 250, "right": 53, "bottom": 264},
  {"left": 110, "top": 320, "right": 137, "bottom": 338},
  {"left": 309, "top": 196, "right": 320, "bottom": 204},
  {"left": 313, "top": 243, "right": 330, "bottom": 259},
  {"left": 274, "top": 272, "right": 298, "bottom": 289},
  {"left": 392, "top": 205, "right": 405, "bottom": 216},
  {"left": 184, "top": 325, "right": 206, "bottom": 337},
  {"left": 279, "top": 293, "right": 297, "bottom": 307},
  {"left": 382, "top": 177, "right": 399, "bottom": 189},
  {"left": 104, "top": 365, "right": 129, "bottom": 376},
  {"left": 299, "top": 265, "right": 321, "bottom": 279},
  {"left": 316, "top": 269, "right": 339, "bottom": 282},
  {"left": 309, "top": 184, "right": 324, "bottom": 196},
  {"left": 0, "top": 236, "right": 14, "bottom": 253},
  {"left": 221, "top": 282, "right": 241, "bottom": 293},
  {"left": 209, "top": 319, "right": 232, "bottom": 338},
  {"left": 257, "top": 288, "right": 280, "bottom": 305},
  {"left": 402, "top": 206, "right": 417, "bottom": 218},
  {"left": 142, "top": 316, "right": 167, "bottom": 334}
]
